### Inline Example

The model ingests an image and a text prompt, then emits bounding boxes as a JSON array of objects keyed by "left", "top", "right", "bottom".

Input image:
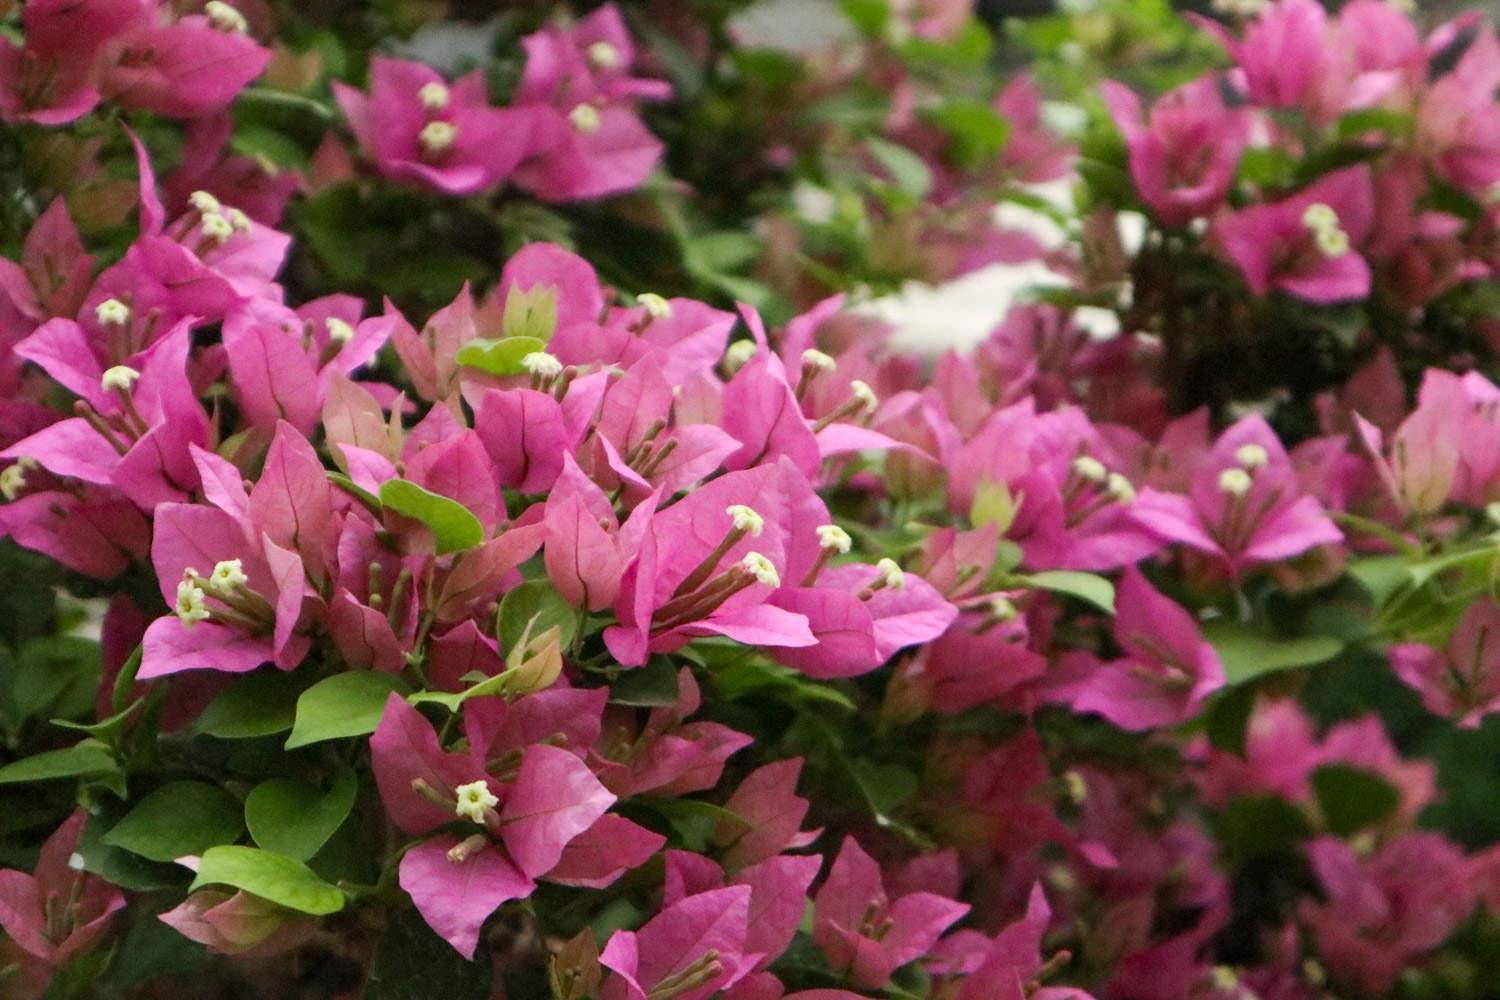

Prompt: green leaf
[
  {"left": 865, "top": 138, "right": 932, "bottom": 200},
  {"left": 926, "top": 99, "right": 1010, "bottom": 168},
  {"left": 608, "top": 657, "right": 682, "bottom": 707},
  {"left": 1335, "top": 107, "right": 1411, "bottom": 141},
  {"left": 840, "top": 0, "right": 890, "bottom": 36},
  {"left": 104, "top": 782, "right": 244, "bottom": 863},
  {"left": 190, "top": 846, "right": 345, "bottom": 916},
  {"left": 1202, "top": 620, "right": 1343, "bottom": 685},
  {"left": 1311, "top": 764, "right": 1400, "bottom": 837},
  {"left": 245, "top": 769, "right": 357, "bottom": 862},
  {"left": 364, "top": 905, "right": 491, "bottom": 1000},
  {"left": 196, "top": 670, "right": 306, "bottom": 739},
  {"left": 1213, "top": 795, "right": 1310, "bottom": 863},
  {"left": 497, "top": 581, "right": 579, "bottom": 653},
  {"left": 1020, "top": 570, "right": 1116, "bottom": 614},
  {"left": 285, "top": 673, "right": 408, "bottom": 750},
  {"left": 379, "top": 480, "right": 484, "bottom": 555},
  {"left": 0, "top": 740, "right": 117, "bottom": 785},
  {"left": 454, "top": 336, "right": 548, "bottom": 377},
  {"left": 1204, "top": 682, "right": 1258, "bottom": 758},
  {"left": 15, "top": 636, "right": 101, "bottom": 723},
  {"left": 684, "top": 231, "right": 761, "bottom": 275},
  {"left": 1345, "top": 554, "right": 1411, "bottom": 607}
]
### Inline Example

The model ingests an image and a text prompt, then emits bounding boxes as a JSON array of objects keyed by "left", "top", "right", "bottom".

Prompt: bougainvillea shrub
[{"left": 2, "top": 0, "right": 1500, "bottom": 997}]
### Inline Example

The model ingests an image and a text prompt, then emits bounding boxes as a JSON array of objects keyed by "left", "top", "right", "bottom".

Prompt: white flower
[
  {"left": 189, "top": 190, "right": 222, "bottom": 215},
  {"left": 740, "top": 552, "right": 780, "bottom": 587},
  {"left": 816, "top": 524, "right": 852, "bottom": 554},
  {"left": 1071, "top": 455, "right": 1108, "bottom": 483},
  {"left": 67, "top": 852, "right": 86, "bottom": 872},
  {"left": 95, "top": 298, "right": 131, "bottom": 328},
  {"left": 724, "top": 340, "right": 758, "bottom": 371},
  {"left": 849, "top": 379, "right": 878, "bottom": 413},
  {"left": 454, "top": 780, "right": 498, "bottom": 824},
  {"left": 227, "top": 208, "right": 252, "bottom": 234},
  {"left": 201, "top": 212, "right": 235, "bottom": 245},
  {"left": 1218, "top": 467, "right": 1253, "bottom": 497},
  {"left": 0, "top": 464, "right": 27, "bottom": 501},
  {"left": 1301, "top": 203, "right": 1338, "bottom": 233},
  {"left": 1314, "top": 226, "right": 1350, "bottom": 258},
  {"left": 101, "top": 365, "right": 141, "bottom": 393},
  {"left": 419, "top": 120, "right": 457, "bottom": 154},
  {"left": 326, "top": 317, "right": 355, "bottom": 344},
  {"left": 418, "top": 82, "right": 451, "bottom": 111},
  {"left": 801, "top": 348, "right": 837, "bottom": 372},
  {"left": 874, "top": 557, "right": 905, "bottom": 591},
  {"left": 205, "top": 1, "right": 248, "bottom": 34},
  {"left": 587, "top": 41, "right": 621, "bottom": 70},
  {"left": 568, "top": 104, "right": 601, "bottom": 134},
  {"left": 1106, "top": 472, "right": 1136, "bottom": 504},
  {"left": 726, "top": 504, "right": 765, "bottom": 537},
  {"left": 207, "top": 559, "right": 248, "bottom": 596},
  {"left": 522, "top": 352, "right": 563, "bottom": 378},
  {"left": 1234, "top": 443, "right": 1269, "bottom": 469},
  {"left": 175, "top": 576, "right": 211, "bottom": 627},
  {"left": 637, "top": 292, "right": 672, "bottom": 318}
]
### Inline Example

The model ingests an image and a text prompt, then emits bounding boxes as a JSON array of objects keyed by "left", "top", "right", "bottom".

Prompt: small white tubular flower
[
  {"left": 454, "top": 780, "right": 498, "bottom": 824},
  {"left": 849, "top": 379, "right": 878, "bottom": 413},
  {"left": 227, "top": 208, "right": 252, "bottom": 234},
  {"left": 101, "top": 365, "right": 141, "bottom": 393},
  {"left": 568, "top": 104, "right": 601, "bottom": 134},
  {"left": 801, "top": 348, "right": 837, "bottom": 373},
  {"left": 1314, "top": 226, "right": 1350, "bottom": 258},
  {"left": 874, "top": 557, "right": 905, "bottom": 590},
  {"left": 816, "top": 524, "right": 852, "bottom": 554},
  {"left": 741, "top": 552, "right": 780, "bottom": 587},
  {"left": 326, "top": 317, "right": 355, "bottom": 344},
  {"left": 1301, "top": 203, "right": 1338, "bottom": 233},
  {"left": 1218, "top": 467, "right": 1253, "bottom": 497},
  {"left": 587, "top": 41, "right": 621, "bottom": 70},
  {"left": 175, "top": 576, "right": 211, "bottom": 627},
  {"left": 188, "top": 190, "right": 222, "bottom": 215},
  {"left": 419, "top": 120, "right": 457, "bottom": 154},
  {"left": 521, "top": 351, "right": 563, "bottom": 378},
  {"left": 0, "top": 464, "right": 26, "bottom": 501},
  {"left": 96, "top": 298, "right": 131, "bottom": 328},
  {"left": 726, "top": 504, "right": 765, "bottom": 537},
  {"left": 1106, "top": 472, "right": 1136, "bottom": 504},
  {"left": 1234, "top": 443, "right": 1269, "bottom": 469},
  {"left": 637, "top": 292, "right": 672, "bottom": 318},
  {"left": 67, "top": 852, "right": 86, "bottom": 871},
  {"left": 205, "top": 0, "right": 248, "bottom": 34},
  {"left": 724, "top": 339, "right": 758, "bottom": 371},
  {"left": 201, "top": 211, "right": 235, "bottom": 245},
  {"left": 418, "top": 81, "right": 451, "bottom": 111},
  {"left": 1071, "top": 455, "right": 1108, "bottom": 483},
  {"left": 207, "top": 559, "right": 248, "bottom": 596}
]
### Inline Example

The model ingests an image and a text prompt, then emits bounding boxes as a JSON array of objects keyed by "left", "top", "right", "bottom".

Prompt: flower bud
[
  {"left": 1071, "top": 455, "right": 1107, "bottom": 482},
  {"left": 1218, "top": 467, "right": 1252, "bottom": 497},
  {"left": 637, "top": 292, "right": 672, "bottom": 318},
  {"left": 101, "top": 365, "right": 141, "bottom": 393},
  {"left": 741, "top": 552, "right": 780, "bottom": 587},
  {"left": 418, "top": 82, "right": 450, "bottom": 111},
  {"left": 725, "top": 504, "right": 765, "bottom": 537},
  {"left": 568, "top": 104, "right": 601, "bottom": 134},
  {"left": 522, "top": 352, "right": 563, "bottom": 379},
  {"left": 801, "top": 348, "right": 836, "bottom": 373},
  {"left": 587, "top": 41, "right": 621, "bottom": 70},
  {"left": 420, "top": 120, "right": 457, "bottom": 154},
  {"left": 874, "top": 557, "right": 905, "bottom": 590},
  {"left": 96, "top": 298, "right": 131, "bottom": 328},
  {"left": 189, "top": 190, "right": 223, "bottom": 215},
  {"left": 1106, "top": 472, "right": 1135, "bottom": 503},
  {"left": 1233, "top": 443, "right": 1269, "bottom": 469},
  {"left": 205, "top": 1, "right": 248, "bottom": 34},
  {"left": 816, "top": 524, "right": 852, "bottom": 553}
]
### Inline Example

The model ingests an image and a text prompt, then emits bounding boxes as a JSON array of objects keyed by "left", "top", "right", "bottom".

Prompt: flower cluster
[{"left": 0, "top": 1, "right": 1498, "bottom": 999}]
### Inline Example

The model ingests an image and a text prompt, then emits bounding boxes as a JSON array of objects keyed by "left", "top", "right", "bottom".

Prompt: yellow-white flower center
[
  {"left": 1234, "top": 443, "right": 1269, "bottom": 469},
  {"left": 816, "top": 524, "right": 852, "bottom": 554},
  {"left": 454, "top": 780, "right": 498, "bottom": 824},
  {"left": 208, "top": 559, "right": 248, "bottom": 596},
  {"left": 326, "top": 317, "right": 355, "bottom": 344},
  {"left": 1072, "top": 455, "right": 1108, "bottom": 483},
  {"left": 420, "top": 120, "right": 458, "bottom": 154},
  {"left": 1218, "top": 467, "right": 1253, "bottom": 497},
  {"left": 96, "top": 298, "right": 131, "bottom": 328},
  {"left": 587, "top": 41, "right": 621, "bottom": 70},
  {"left": 726, "top": 504, "right": 765, "bottom": 537},
  {"left": 849, "top": 379, "right": 878, "bottom": 413},
  {"left": 875, "top": 557, "right": 905, "bottom": 591},
  {"left": 176, "top": 576, "right": 210, "bottom": 627},
  {"left": 569, "top": 104, "right": 601, "bottom": 134},
  {"left": 101, "top": 365, "right": 141, "bottom": 393},
  {"left": 741, "top": 552, "right": 780, "bottom": 587},
  {"left": 0, "top": 464, "right": 27, "bottom": 502},
  {"left": 205, "top": 1, "right": 248, "bottom": 34},
  {"left": 637, "top": 292, "right": 672, "bottom": 318},
  {"left": 419, "top": 82, "right": 451, "bottom": 112},
  {"left": 801, "top": 348, "right": 836, "bottom": 373},
  {"left": 522, "top": 352, "right": 563, "bottom": 378}
]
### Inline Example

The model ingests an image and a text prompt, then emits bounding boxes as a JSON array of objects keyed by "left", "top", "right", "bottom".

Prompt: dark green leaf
[
  {"left": 0, "top": 740, "right": 117, "bottom": 784},
  {"left": 364, "top": 905, "right": 491, "bottom": 1000},
  {"left": 1311, "top": 765, "right": 1400, "bottom": 837},
  {"left": 608, "top": 657, "right": 682, "bottom": 707},
  {"left": 1213, "top": 795, "right": 1311, "bottom": 863},
  {"left": 191, "top": 846, "right": 345, "bottom": 916},
  {"left": 104, "top": 782, "right": 244, "bottom": 863},
  {"left": 196, "top": 670, "right": 306, "bottom": 739},
  {"left": 379, "top": 480, "right": 484, "bottom": 555},
  {"left": 284, "top": 673, "right": 408, "bottom": 750},
  {"left": 245, "top": 769, "right": 358, "bottom": 862}
]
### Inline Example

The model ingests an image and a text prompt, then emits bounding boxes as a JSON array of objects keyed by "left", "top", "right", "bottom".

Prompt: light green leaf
[
  {"left": 455, "top": 336, "right": 548, "bottom": 377},
  {"left": 379, "top": 480, "right": 484, "bottom": 555},
  {"left": 866, "top": 138, "right": 932, "bottom": 200},
  {"left": 104, "top": 782, "right": 244, "bottom": 863},
  {"left": 190, "top": 846, "right": 345, "bottom": 916},
  {"left": 0, "top": 740, "right": 117, "bottom": 784},
  {"left": 1202, "top": 619, "right": 1343, "bottom": 685},
  {"left": 1020, "top": 570, "right": 1115, "bottom": 614},
  {"left": 497, "top": 581, "right": 579, "bottom": 653},
  {"left": 284, "top": 673, "right": 408, "bottom": 750},
  {"left": 245, "top": 769, "right": 357, "bottom": 862}
]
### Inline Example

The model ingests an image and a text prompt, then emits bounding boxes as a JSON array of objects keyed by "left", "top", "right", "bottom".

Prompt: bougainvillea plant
[{"left": 2, "top": 0, "right": 1500, "bottom": 998}]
